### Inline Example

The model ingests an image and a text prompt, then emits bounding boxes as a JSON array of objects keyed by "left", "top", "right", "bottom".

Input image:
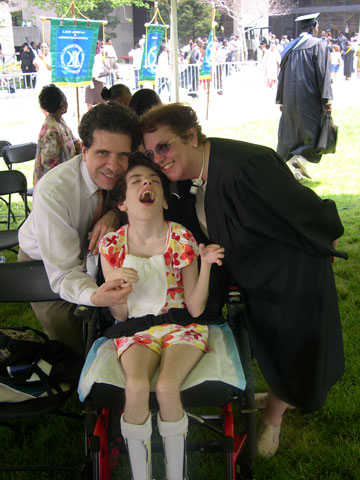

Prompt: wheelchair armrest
[
  {"left": 74, "top": 304, "right": 95, "bottom": 324},
  {"left": 226, "top": 287, "right": 245, "bottom": 320}
]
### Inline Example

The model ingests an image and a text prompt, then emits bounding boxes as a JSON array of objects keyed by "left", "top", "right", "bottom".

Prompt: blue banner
[
  {"left": 139, "top": 24, "right": 167, "bottom": 84},
  {"left": 200, "top": 27, "right": 215, "bottom": 80},
  {"left": 50, "top": 18, "right": 101, "bottom": 85}
]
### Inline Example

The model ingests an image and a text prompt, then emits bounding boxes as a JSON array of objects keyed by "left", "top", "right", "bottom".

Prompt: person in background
[
  {"left": 33, "top": 42, "right": 51, "bottom": 91},
  {"left": 33, "top": 84, "right": 81, "bottom": 186},
  {"left": 101, "top": 83, "right": 131, "bottom": 106},
  {"left": 156, "top": 44, "right": 170, "bottom": 101},
  {"left": 85, "top": 40, "right": 107, "bottom": 110},
  {"left": 20, "top": 43, "right": 36, "bottom": 88},
  {"left": 18, "top": 103, "right": 140, "bottom": 354},
  {"left": 129, "top": 88, "right": 162, "bottom": 117},
  {"left": 276, "top": 13, "right": 332, "bottom": 181},
  {"left": 128, "top": 43, "right": 143, "bottom": 90},
  {"left": 104, "top": 38, "right": 118, "bottom": 71},
  {"left": 356, "top": 43, "right": 360, "bottom": 78},
  {"left": 342, "top": 41, "right": 355, "bottom": 80},
  {"left": 264, "top": 44, "right": 281, "bottom": 88},
  {"left": 187, "top": 38, "right": 203, "bottom": 98},
  {"left": 330, "top": 45, "right": 341, "bottom": 82}
]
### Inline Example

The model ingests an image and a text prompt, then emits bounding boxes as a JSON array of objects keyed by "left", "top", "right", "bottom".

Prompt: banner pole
[
  {"left": 206, "top": 4, "right": 216, "bottom": 120},
  {"left": 69, "top": 1, "right": 81, "bottom": 125}
]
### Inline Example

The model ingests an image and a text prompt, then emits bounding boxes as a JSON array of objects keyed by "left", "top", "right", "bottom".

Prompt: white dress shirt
[{"left": 19, "top": 155, "right": 100, "bottom": 306}]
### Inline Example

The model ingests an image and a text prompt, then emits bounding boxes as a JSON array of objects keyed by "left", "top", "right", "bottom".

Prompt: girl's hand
[
  {"left": 199, "top": 243, "right": 224, "bottom": 266},
  {"left": 106, "top": 267, "right": 139, "bottom": 284}
]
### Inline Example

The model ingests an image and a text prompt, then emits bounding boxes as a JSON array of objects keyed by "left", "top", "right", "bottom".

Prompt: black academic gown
[
  {"left": 343, "top": 48, "right": 355, "bottom": 77},
  {"left": 276, "top": 35, "right": 333, "bottom": 163},
  {"left": 169, "top": 138, "right": 346, "bottom": 413}
]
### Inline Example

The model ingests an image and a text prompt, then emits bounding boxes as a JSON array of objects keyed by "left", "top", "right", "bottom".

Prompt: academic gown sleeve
[{"left": 207, "top": 139, "right": 346, "bottom": 260}]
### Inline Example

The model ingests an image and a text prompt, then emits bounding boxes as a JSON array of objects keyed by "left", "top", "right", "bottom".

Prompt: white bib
[{"left": 122, "top": 253, "right": 167, "bottom": 318}]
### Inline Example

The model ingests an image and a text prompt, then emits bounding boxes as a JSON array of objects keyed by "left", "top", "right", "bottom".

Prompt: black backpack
[{"left": 0, "top": 326, "right": 83, "bottom": 399}]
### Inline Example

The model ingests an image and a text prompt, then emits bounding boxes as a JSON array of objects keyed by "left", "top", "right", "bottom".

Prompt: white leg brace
[
  {"left": 121, "top": 414, "right": 152, "bottom": 480},
  {"left": 157, "top": 412, "right": 188, "bottom": 480}
]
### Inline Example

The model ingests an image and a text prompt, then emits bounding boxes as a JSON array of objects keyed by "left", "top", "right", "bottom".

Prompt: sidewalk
[{"left": 0, "top": 71, "right": 359, "bottom": 146}]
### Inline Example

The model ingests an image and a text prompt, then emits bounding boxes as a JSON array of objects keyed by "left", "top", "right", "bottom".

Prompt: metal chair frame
[{"left": 0, "top": 170, "right": 29, "bottom": 253}]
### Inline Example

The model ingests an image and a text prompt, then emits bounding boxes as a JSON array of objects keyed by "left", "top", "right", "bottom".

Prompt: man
[
  {"left": 276, "top": 13, "right": 332, "bottom": 181},
  {"left": 104, "top": 38, "right": 118, "bottom": 71},
  {"left": 187, "top": 38, "right": 203, "bottom": 98},
  {"left": 18, "top": 103, "right": 140, "bottom": 353}
]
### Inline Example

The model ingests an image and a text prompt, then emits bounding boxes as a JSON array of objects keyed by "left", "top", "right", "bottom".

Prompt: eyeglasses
[{"left": 145, "top": 135, "right": 178, "bottom": 160}]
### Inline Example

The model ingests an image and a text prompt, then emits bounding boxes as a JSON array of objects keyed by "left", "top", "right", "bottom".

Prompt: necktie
[
  {"left": 90, "top": 190, "right": 106, "bottom": 232},
  {"left": 81, "top": 190, "right": 106, "bottom": 260}
]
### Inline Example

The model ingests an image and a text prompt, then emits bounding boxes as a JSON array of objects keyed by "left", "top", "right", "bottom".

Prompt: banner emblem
[{"left": 61, "top": 44, "right": 85, "bottom": 74}]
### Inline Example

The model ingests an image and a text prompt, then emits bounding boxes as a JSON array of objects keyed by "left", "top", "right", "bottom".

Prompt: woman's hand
[{"left": 199, "top": 243, "right": 224, "bottom": 266}]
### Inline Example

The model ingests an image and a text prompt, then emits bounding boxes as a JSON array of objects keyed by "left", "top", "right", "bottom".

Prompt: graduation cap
[{"left": 295, "top": 13, "right": 320, "bottom": 29}]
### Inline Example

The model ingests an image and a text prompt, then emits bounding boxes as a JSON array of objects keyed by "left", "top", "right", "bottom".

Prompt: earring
[{"left": 193, "top": 144, "right": 198, "bottom": 148}]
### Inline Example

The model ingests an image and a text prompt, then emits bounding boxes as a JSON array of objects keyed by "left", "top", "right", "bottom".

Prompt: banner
[
  {"left": 139, "top": 24, "right": 167, "bottom": 84},
  {"left": 200, "top": 27, "right": 215, "bottom": 80},
  {"left": 50, "top": 19, "right": 101, "bottom": 86}
]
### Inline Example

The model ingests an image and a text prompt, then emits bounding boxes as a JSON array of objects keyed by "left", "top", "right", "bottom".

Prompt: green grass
[{"left": 0, "top": 104, "right": 359, "bottom": 479}]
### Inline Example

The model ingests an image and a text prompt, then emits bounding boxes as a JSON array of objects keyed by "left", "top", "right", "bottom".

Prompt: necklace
[{"left": 190, "top": 146, "right": 205, "bottom": 195}]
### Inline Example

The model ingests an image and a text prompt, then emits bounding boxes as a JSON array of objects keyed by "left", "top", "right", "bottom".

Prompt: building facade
[
  {"left": 270, "top": 0, "right": 360, "bottom": 40},
  {"left": 2, "top": 0, "right": 150, "bottom": 58}
]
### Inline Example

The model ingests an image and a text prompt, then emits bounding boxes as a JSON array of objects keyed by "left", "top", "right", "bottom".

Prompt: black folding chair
[
  {"left": 0, "top": 170, "right": 29, "bottom": 253},
  {"left": 0, "top": 140, "right": 15, "bottom": 224},
  {"left": 0, "top": 260, "right": 88, "bottom": 476},
  {"left": 2, "top": 142, "right": 37, "bottom": 215}
]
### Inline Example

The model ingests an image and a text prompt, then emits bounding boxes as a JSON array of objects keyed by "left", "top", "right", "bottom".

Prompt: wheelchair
[{"left": 78, "top": 288, "right": 257, "bottom": 480}]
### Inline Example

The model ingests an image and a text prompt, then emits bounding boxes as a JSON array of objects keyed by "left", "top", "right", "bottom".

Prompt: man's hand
[
  {"left": 90, "top": 278, "right": 133, "bottom": 307},
  {"left": 324, "top": 103, "right": 332, "bottom": 113},
  {"left": 89, "top": 210, "right": 120, "bottom": 254},
  {"left": 199, "top": 243, "right": 225, "bottom": 266}
]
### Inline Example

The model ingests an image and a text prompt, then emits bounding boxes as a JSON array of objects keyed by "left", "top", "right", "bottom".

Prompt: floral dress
[
  {"left": 33, "top": 115, "right": 78, "bottom": 185},
  {"left": 99, "top": 221, "right": 209, "bottom": 356}
]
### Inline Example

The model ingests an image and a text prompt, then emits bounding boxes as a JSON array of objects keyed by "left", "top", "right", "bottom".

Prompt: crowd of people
[{"left": 257, "top": 28, "right": 360, "bottom": 85}]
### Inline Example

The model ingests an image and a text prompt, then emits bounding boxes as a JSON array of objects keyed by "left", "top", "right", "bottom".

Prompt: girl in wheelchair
[{"left": 98, "top": 152, "right": 224, "bottom": 480}]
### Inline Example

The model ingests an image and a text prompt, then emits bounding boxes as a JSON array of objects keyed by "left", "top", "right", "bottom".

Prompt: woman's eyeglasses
[{"left": 145, "top": 136, "right": 178, "bottom": 160}]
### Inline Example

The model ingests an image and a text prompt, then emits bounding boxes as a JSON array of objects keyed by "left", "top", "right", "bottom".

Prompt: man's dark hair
[
  {"left": 38, "top": 84, "right": 65, "bottom": 114},
  {"left": 79, "top": 103, "right": 140, "bottom": 150},
  {"left": 110, "top": 152, "right": 171, "bottom": 207}
]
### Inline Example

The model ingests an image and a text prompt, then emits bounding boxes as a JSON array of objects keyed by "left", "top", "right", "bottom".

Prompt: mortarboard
[{"left": 295, "top": 13, "right": 320, "bottom": 29}]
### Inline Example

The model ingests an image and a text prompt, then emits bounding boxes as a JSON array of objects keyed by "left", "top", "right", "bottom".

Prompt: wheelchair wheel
[
  {"left": 231, "top": 308, "right": 257, "bottom": 465},
  {"left": 235, "top": 460, "right": 254, "bottom": 480}
]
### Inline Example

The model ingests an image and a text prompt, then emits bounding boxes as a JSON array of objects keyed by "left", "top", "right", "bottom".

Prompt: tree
[
  {"left": 28, "top": 0, "right": 149, "bottom": 24},
  {"left": 27, "top": 0, "right": 149, "bottom": 35},
  {"left": 150, "top": 0, "right": 222, "bottom": 46},
  {"left": 200, "top": 0, "right": 292, "bottom": 60}
]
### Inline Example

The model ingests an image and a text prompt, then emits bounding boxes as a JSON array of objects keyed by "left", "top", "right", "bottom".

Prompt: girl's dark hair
[
  {"left": 129, "top": 89, "right": 162, "bottom": 117},
  {"left": 38, "top": 84, "right": 65, "bottom": 114},
  {"left": 110, "top": 152, "right": 170, "bottom": 207},
  {"left": 101, "top": 84, "right": 131, "bottom": 105}
]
